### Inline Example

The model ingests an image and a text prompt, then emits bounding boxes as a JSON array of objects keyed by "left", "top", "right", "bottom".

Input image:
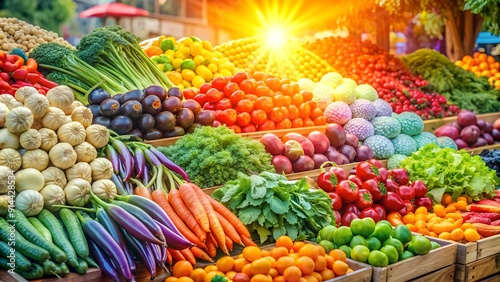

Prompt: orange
[
  {"left": 310, "top": 272, "right": 323, "bottom": 282},
  {"left": 177, "top": 277, "right": 194, "bottom": 282},
  {"left": 276, "top": 236, "right": 294, "bottom": 251},
  {"left": 270, "top": 247, "right": 289, "bottom": 260},
  {"left": 216, "top": 256, "right": 235, "bottom": 273},
  {"left": 165, "top": 277, "right": 178, "bottom": 282},
  {"left": 234, "top": 257, "right": 249, "bottom": 272},
  {"left": 250, "top": 274, "right": 273, "bottom": 282},
  {"left": 450, "top": 228, "right": 465, "bottom": 241},
  {"left": 415, "top": 206, "right": 428, "bottom": 215},
  {"left": 438, "top": 232, "right": 451, "bottom": 240},
  {"left": 273, "top": 275, "right": 285, "bottom": 282},
  {"left": 243, "top": 246, "right": 263, "bottom": 262},
  {"left": 487, "top": 56, "right": 496, "bottom": 64},
  {"left": 320, "top": 268, "right": 335, "bottom": 281},
  {"left": 173, "top": 261, "right": 194, "bottom": 277},
  {"left": 402, "top": 214, "right": 416, "bottom": 224},
  {"left": 479, "top": 53, "right": 488, "bottom": 62},
  {"left": 190, "top": 268, "right": 207, "bottom": 282},
  {"left": 204, "top": 271, "right": 225, "bottom": 282},
  {"left": 241, "top": 264, "right": 252, "bottom": 277},
  {"left": 298, "top": 244, "right": 320, "bottom": 261},
  {"left": 292, "top": 241, "right": 305, "bottom": 253},
  {"left": 204, "top": 265, "right": 218, "bottom": 273},
  {"left": 283, "top": 266, "right": 302, "bottom": 282},
  {"left": 441, "top": 194, "right": 453, "bottom": 205},
  {"left": 433, "top": 204, "right": 446, "bottom": 218},
  {"left": 261, "top": 250, "right": 271, "bottom": 257},
  {"left": 314, "top": 256, "right": 327, "bottom": 272},
  {"left": 332, "top": 260, "right": 349, "bottom": 276},
  {"left": 269, "top": 268, "right": 279, "bottom": 278},
  {"left": 250, "top": 258, "right": 272, "bottom": 275},
  {"left": 276, "top": 256, "right": 296, "bottom": 274},
  {"left": 329, "top": 249, "right": 347, "bottom": 262},
  {"left": 226, "top": 271, "right": 237, "bottom": 280},
  {"left": 464, "top": 229, "right": 481, "bottom": 242},
  {"left": 264, "top": 256, "right": 277, "bottom": 268},
  {"left": 296, "top": 256, "right": 315, "bottom": 275},
  {"left": 303, "top": 275, "right": 318, "bottom": 282}
]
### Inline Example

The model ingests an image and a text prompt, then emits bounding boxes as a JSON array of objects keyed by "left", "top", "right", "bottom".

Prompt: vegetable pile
[
  {"left": 402, "top": 49, "right": 500, "bottom": 114},
  {"left": 211, "top": 171, "right": 335, "bottom": 243},
  {"left": 455, "top": 52, "right": 500, "bottom": 90},
  {"left": 158, "top": 126, "right": 275, "bottom": 188},
  {"left": 399, "top": 143, "right": 499, "bottom": 203},
  {"left": 0, "top": 18, "right": 75, "bottom": 53}
]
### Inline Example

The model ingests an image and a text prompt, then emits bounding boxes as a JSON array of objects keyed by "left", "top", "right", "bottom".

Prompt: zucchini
[
  {"left": 15, "top": 262, "right": 44, "bottom": 280},
  {"left": 28, "top": 217, "right": 53, "bottom": 243},
  {"left": 41, "top": 260, "right": 60, "bottom": 277},
  {"left": 54, "top": 262, "right": 70, "bottom": 275},
  {"left": 7, "top": 209, "right": 66, "bottom": 263},
  {"left": 0, "top": 240, "right": 31, "bottom": 271},
  {"left": 37, "top": 209, "right": 78, "bottom": 268},
  {"left": 59, "top": 208, "right": 89, "bottom": 257},
  {"left": 0, "top": 257, "right": 10, "bottom": 270},
  {"left": 81, "top": 255, "right": 99, "bottom": 268},
  {"left": 73, "top": 257, "right": 88, "bottom": 275}
]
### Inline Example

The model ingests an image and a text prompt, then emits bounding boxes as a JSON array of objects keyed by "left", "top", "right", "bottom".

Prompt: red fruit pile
[
  {"left": 317, "top": 160, "right": 432, "bottom": 226},
  {"left": 182, "top": 71, "right": 327, "bottom": 133},
  {"left": 304, "top": 37, "right": 460, "bottom": 119}
]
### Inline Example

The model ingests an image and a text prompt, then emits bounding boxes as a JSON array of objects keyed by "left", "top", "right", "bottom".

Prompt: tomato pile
[
  {"left": 182, "top": 71, "right": 327, "bottom": 133},
  {"left": 317, "top": 160, "right": 433, "bottom": 227},
  {"left": 304, "top": 37, "right": 460, "bottom": 119}
]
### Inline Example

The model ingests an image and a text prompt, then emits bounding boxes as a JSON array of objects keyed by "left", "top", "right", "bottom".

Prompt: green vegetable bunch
[
  {"left": 158, "top": 126, "right": 275, "bottom": 188},
  {"left": 402, "top": 48, "right": 500, "bottom": 113},
  {"left": 399, "top": 143, "right": 499, "bottom": 202},
  {"left": 211, "top": 172, "right": 335, "bottom": 243}
]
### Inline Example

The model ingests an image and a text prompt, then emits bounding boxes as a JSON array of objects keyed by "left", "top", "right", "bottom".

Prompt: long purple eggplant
[
  {"left": 96, "top": 206, "right": 136, "bottom": 275},
  {"left": 149, "top": 243, "right": 164, "bottom": 267},
  {"left": 154, "top": 219, "right": 193, "bottom": 250},
  {"left": 110, "top": 138, "right": 134, "bottom": 182},
  {"left": 148, "top": 147, "right": 190, "bottom": 182},
  {"left": 77, "top": 212, "right": 132, "bottom": 281},
  {"left": 142, "top": 163, "right": 151, "bottom": 186},
  {"left": 124, "top": 180, "right": 133, "bottom": 195},
  {"left": 87, "top": 239, "right": 120, "bottom": 282},
  {"left": 105, "top": 145, "right": 121, "bottom": 174},
  {"left": 134, "top": 147, "right": 146, "bottom": 178},
  {"left": 114, "top": 194, "right": 185, "bottom": 239},
  {"left": 122, "top": 230, "right": 157, "bottom": 280},
  {"left": 91, "top": 194, "right": 163, "bottom": 245},
  {"left": 110, "top": 173, "right": 127, "bottom": 195},
  {"left": 111, "top": 200, "right": 165, "bottom": 244}
]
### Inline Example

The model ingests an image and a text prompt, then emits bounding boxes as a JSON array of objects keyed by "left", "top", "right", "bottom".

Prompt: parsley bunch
[
  {"left": 211, "top": 172, "right": 336, "bottom": 244},
  {"left": 158, "top": 126, "right": 275, "bottom": 188}
]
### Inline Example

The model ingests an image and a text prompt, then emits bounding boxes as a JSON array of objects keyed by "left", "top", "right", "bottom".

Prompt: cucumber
[
  {"left": 0, "top": 240, "right": 31, "bottom": 271},
  {"left": 41, "top": 260, "right": 59, "bottom": 277},
  {"left": 59, "top": 208, "right": 89, "bottom": 257},
  {"left": 7, "top": 209, "right": 66, "bottom": 263},
  {"left": 73, "top": 257, "right": 88, "bottom": 275},
  {"left": 14, "top": 230, "right": 50, "bottom": 262},
  {"left": 0, "top": 257, "right": 10, "bottom": 270},
  {"left": 15, "top": 262, "right": 44, "bottom": 280},
  {"left": 81, "top": 255, "right": 99, "bottom": 268},
  {"left": 54, "top": 262, "right": 69, "bottom": 275},
  {"left": 28, "top": 217, "right": 53, "bottom": 243},
  {"left": 37, "top": 209, "right": 78, "bottom": 267}
]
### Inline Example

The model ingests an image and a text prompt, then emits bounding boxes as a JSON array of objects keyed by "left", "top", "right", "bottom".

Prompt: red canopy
[{"left": 79, "top": 2, "right": 150, "bottom": 19}]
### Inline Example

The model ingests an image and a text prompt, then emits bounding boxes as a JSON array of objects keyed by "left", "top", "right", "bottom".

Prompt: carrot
[
  {"left": 241, "top": 235, "right": 257, "bottom": 247},
  {"left": 205, "top": 233, "right": 218, "bottom": 258},
  {"left": 208, "top": 196, "right": 251, "bottom": 238},
  {"left": 225, "top": 234, "right": 233, "bottom": 251},
  {"left": 168, "top": 248, "right": 186, "bottom": 263},
  {"left": 134, "top": 186, "right": 152, "bottom": 200},
  {"left": 168, "top": 189, "right": 207, "bottom": 242},
  {"left": 190, "top": 246, "right": 213, "bottom": 262},
  {"left": 165, "top": 249, "right": 172, "bottom": 265},
  {"left": 193, "top": 184, "right": 228, "bottom": 255},
  {"left": 214, "top": 210, "right": 243, "bottom": 245},
  {"left": 151, "top": 190, "right": 206, "bottom": 248},
  {"left": 180, "top": 248, "right": 197, "bottom": 265},
  {"left": 179, "top": 183, "right": 210, "bottom": 232}
]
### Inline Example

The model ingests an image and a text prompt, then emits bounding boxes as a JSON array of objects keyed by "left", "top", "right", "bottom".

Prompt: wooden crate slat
[
  {"left": 455, "top": 253, "right": 500, "bottom": 282},
  {"left": 407, "top": 264, "right": 455, "bottom": 282}
]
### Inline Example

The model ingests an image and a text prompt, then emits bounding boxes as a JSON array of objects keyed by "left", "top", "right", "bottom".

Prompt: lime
[
  {"left": 333, "top": 226, "right": 353, "bottom": 246},
  {"left": 411, "top": 235, "right": 432, "bottom": 255},
  {"left": 370, "top": 223, "right": 392, "bottom": 242},
  {"left": 431, "top": 241, "right": 441, "bottom": 250},
  {"left": 351, "top": 218, "right": 376, "bottom": 238},
  {"left": 319, "top": 240, "right": 335, "bottom": 254},
  {"left": 351, "top": 245, "right": 371, "bottom": 263},
  {"left": 180, "top": 59, "right": 196, "bottom": 71},
  {"left": 380, "top": 245, "right": 399, "bottom": 264},
  {"left": 350, "top": 235, "right": 368, "bottom": 249},
  {"left": 377, "top": 220, "right": 393, "bottom": 228},
  {"left": 159, "top": 39, "right": 174, "bottom": 52},
  {"left": 368, "top": 250, "right": 389, "bottom": 267},
  {"left": 338, "top": 245, "right": 352, "bottom": 258},
  {"left": 399, "top": 250, "right": 415, "bottom": 261},
  {"left": 383, "top": 238, "right": 404, "bottom": 255},
  {"left": 392, "top": 225, "right": 412, "bottom": 245},
  {"left": 366, "top": 237, "right": 382, "bottom": 251},
  {"left": 319, "top": 225, "right": 337, "bottom": 242}
]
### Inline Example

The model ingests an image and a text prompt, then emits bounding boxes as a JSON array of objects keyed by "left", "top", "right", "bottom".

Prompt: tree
[{"left": 0, "top": 0, "right": 76, "bottom": 35}]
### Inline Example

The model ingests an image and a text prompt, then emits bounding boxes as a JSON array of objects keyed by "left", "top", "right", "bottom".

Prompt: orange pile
[
  {"left": 165, "top": 236, "right": 353, "bottom": 282},
  {"left": 455, "top": 52, "right": 500, "bottom": 90},
  {"left": 402, "top": 194, "right": 481, "bottom": 242}
]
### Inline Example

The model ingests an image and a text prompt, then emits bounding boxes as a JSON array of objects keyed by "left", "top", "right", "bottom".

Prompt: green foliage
[
  {"left": 0, "top": 0, "right": 76, "bottom": 34},
  {"left": 465, "top": 0, "right": 500, "bottom": 35},
  {"left": 211, "top": 172, "right": 335, "bottom": 243},
  {"left": 158, "top": 126, "right": 275, "bottom": 188}
]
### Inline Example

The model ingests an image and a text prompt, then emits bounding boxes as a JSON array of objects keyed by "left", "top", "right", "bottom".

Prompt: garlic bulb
[
  {"left": 22, "top": 149, "right": 49, "bottom": 171},
  {"left": 85, "top": 124, "right": 109, "bottom": 149},
  {"left": 39, "top": 128, "right": 58, "bottom": 151},
  {"left": 57, "top": 122, "right": 86, "bottom": 146},
  {"left": 41, "top": 167, "right": 67, "bottom": 188},
  {"left": 24, "top": 93, "right": 49, "bottom": 118},
  {"left": 42, "top": 107, "right": 69, "bottom": 131},
  {"left": 0, "top": 148, "right": 21, "bottom": 171},
  {"left": 19, "top": 129, "right": 41, "bottom": 150},
  {"left": 5, "top": 106, "right": 34, "bottom": 133},
  {"left": 71, "top": 106, "right": 93, "bottom": 128},
  {"left": 65, "top": 162, "right": 92, "bottom": 183},
  {"left": 74, "top": 142, "right": 97, "bottom": 163}
]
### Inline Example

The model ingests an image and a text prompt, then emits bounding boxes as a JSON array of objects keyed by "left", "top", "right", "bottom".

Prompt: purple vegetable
[
  {"left": 148, "top": 147, "right": 190, "bottom": 182},
  {"left": 110, "top": 138, "right": 134, "bottom": 181},
  {"left": 105, "top": 145, "right": 121, "bottom": 174},
  {"left": 110, "top": 173, "right": 127, "bottom": 195},
  {"left": 87, "top": 239, "right": 120, "bottom": 282},
  {"left": 154, "top": 219, "right": 193, "bottom": 250},
  {"left": 122, "top": 231, "right": 157, "bottom": 279},
  {"left": 134, "top": 147, "right": 146, "bottom": 178}
]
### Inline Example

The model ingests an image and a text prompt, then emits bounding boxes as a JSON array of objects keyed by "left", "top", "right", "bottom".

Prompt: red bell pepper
[
  {"left": 476, "top": 199, "right": 500, "bottom": 207},
  {"left": 0, "top": 80, "right": 12, "bottom": 92},
  {"left": 26, "top": 73, "right": 40, "bottom": 84},
  {"left": 362, "top": 179, "right": 386, "bottom": 201},
  {"left": 20, "top": 58, "right": 38, "bottom": 73},
  {"left": 2, "top": 55, "right": 24, "bottom": 72},
  {"left": 0, "top": 72, "right": 9, "bottom": 82},
  {"left": 462, "top": 211, "right": 500, "bottom": 221},
  {"left": 469, "top": 204, "right": 500, "bottom": 214},
  {"left": 0, "top": 51, "right": 6, "bottom": 62},
  {"left": 378, "top": 191, "right": 405, "bottom": 212},
  {"left": 12, "top": 69, "right": 28, "bottom": 81},
  {"left": 13, "top": 80, "right": 33, "bottom": 87},
  {"left": 38, "top": 76, "right": 58, "bottom": 88}
]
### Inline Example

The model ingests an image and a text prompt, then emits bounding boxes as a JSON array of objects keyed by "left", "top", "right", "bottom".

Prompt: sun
[{"left": 265, "top": 27, "right": 286, "bottom": 49}]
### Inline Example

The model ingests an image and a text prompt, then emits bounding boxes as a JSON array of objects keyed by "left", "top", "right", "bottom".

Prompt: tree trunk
[
  {"left": 444, "top": 10, "right": 484, "bottom": 61},
  {"left": 375, "top": 8, "right": 390, "bottom": 51}
]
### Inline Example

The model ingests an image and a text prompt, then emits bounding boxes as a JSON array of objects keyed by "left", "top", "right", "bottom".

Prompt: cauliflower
[{"left": 312, "top": 84, "right": 335, "bottom": 110}]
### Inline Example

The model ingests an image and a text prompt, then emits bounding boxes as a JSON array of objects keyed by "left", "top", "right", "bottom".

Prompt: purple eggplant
[
  {"left": 110, "top": 138, "right": 134, "bottom": 181},
  {"left": 111, "top": 200, "right": 165, "bottom": 244},
  {"left": 148, "top": 147, "right": 190, "bottom": 182},
  {"left": 124, "top": 180, "right": 133, "bottom": 195},
  {"left": 158, "top": 244, "right": 167, "bottom": 268},
  {"left": 142, "top": 163, "right": 151, "bottom": 186},
  {"left": 143, "top": 148, "right": 162, "bottom": 167},
  {"left": 87, "top": 239, "right": 120, "bottom": 282},
  {"left": 149, "top": 243, "right": 164, "bottom": 267},
  {"left": 122, "top": 231, "right": 157, "bottom": 279},
  {"left": 95, "top": 206, "right": 136, "bottom": 275},
  {"left": 110, "top": 173, "right": 127, "bottom": 195},
  {"left": 134, "top": 147, "right": 146, "bottom": 178},
  {"left": 77, "top": 212, "right": 132, "bottom": 281},
  {"left": 105, "top": 145, "right": 121, "bottom": 174},
  {"left": 154, "top": 219, "right": 193, "bottom": 250}
]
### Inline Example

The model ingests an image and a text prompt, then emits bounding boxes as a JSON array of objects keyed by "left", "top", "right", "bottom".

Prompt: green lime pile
[{"left": 316, "top": 218, "right": 439, "bottom": 267}]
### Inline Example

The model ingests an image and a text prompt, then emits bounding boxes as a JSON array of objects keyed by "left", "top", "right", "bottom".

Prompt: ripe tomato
[
  {"left": 183, "top": 88, "right": 197, "bottom": 100},
  {"left": 314, "top": 116, "right": 327, "bottom": 125},
  {"left": 193, "top": 93, "right": 207, "bottom": 107},
  {"left": 290, "top": 82, "right": 300, "bottom": 94},
  {"left": 269, "top": 107, "right": 284, "bottom": 123},
  {"left": 303, "top": 118, "right": 315, "bottom": 127},
  {"left": 245, "top": 94, "right": 258, "bottom": 101},
  {"left": 276, "top": 118, "right": 292, "bottom": 129},
  {"left": 229, "top": 90, "right": 246, "bottom": 106},
  {"left": 223, "top": 82, "right": 239, "bottom": 98},
  {"left": 250, "top": 109, "right": 267, "bottom": 125},
  {"left": 214, "top": 98, "right": 232, "bottom": 110},
  {"left": 219, "top": 109, "right": 237, "bottom": 125},
  {"left": 280, "top": 78, "right": 291, "bottom": 85},
  {"left": 254, "top": 85, "right": 271, "bottom": 97},
  {"left": 198, "top": 83, "right": 211, "bottom": 94},
  {"left": 241, "top": 124, "right": 257, "bottom": 132},
  {"left": 283, "top": 95, "right": 292, "bottom": 106},
  {"left": 280, "top": 84, "right": 295, "bottom": 96},
  {"left": 329, "top": 192, "right": 343, "bottom": 211},
  {"left": 273, "top": 94, "right": 286, "bottom": 107},
  {"left": 336, "top": 180, "right": 360, "bottom": 203},
  {"left": 307, "top": 100, "right": 318, "bottom": 110},
  {"left": 231, "top": 72, "right": 248, "bottom": 85},
  {"left": 236, "top": 112, "right": 251, "bottom": 127},
  {"left": 310, "top": 107, "right": 324, "bottom": 120},
  {"left": 239, "top": 79, "right": 256, "bottom": 94},
  {"left": 258, "top": 120, "right": 275, "bottom": 131},
  {"left": 203, "top": 102, "right": 216, "bottom": 110},
  {"left": 254, "top": 97, "right": 274, "bottom": 113},
  {"left": 227, "top": 124, "right": 241, "bottom": 133},
  {"left": 298, "top": 103, "right": 311, "bottom": 119},
  {"left": 235, "top": 99, "right": 254, "bottom": 113},
  {"left": 265, "top": 77, "right": 281, "bottom": 91},
  {"left": 205, "top": 88, "right": 222, "bottom": 103},
  {"left": 300, "top": 90, "right": 313, "bottom": 101},
  {"left": 211, "top": 77, "right": 226, "bottom": 91},
  {"left": 287, "top": 105, "right": 300, "bottom": 120},
  {"left": 291, "top": 93, "right": 304, "bottom": 106},
  {"left": 213, "top": 109, "right": 222, "bottom": 121},
  {"left": 280, "top": 106, "right": 289, "bottom": 119},
  {"left": 291, "top": 118, "right": 303, "bottom": 128},
  {"left": 251, "top": 71, "right": 268, "bottom": 81}
]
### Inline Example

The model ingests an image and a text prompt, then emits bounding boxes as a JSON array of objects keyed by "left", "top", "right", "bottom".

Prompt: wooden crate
[
  {"left": 455, "top": 253, "right": 500, "bottom": 282},
  {"left": 427, "top": 234, "right": 500, "bottom": 265},
  {"left": 331, "top": 259, "right": 372, "bottom": 282},
  {"left": 368, "top": 239, "right": 457, "bottom": 282},
  {"left": 407, "top": 264, "right": 455, "bottom": 282}
]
